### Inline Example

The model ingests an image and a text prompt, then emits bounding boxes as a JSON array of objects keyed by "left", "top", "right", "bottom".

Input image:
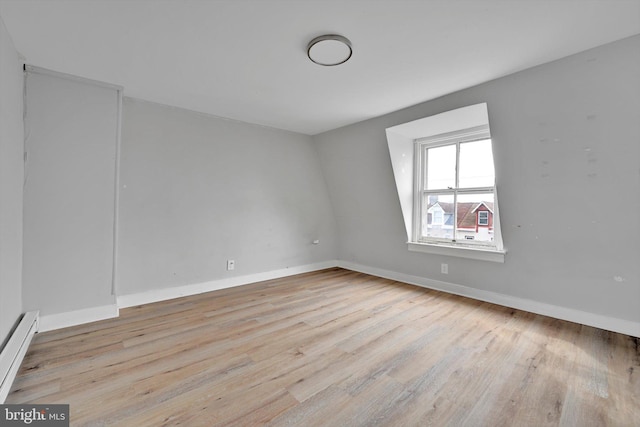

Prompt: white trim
[
  {"left": 337, "top": 261, "right": 640, "bottom": 338},
  {"left": 24, "top": 65, "right": 123, "bottom": 91},
  {"left": 38, "top": 305, "right": 119, "bottom": 333},
  {"left": 412, "top": 139, "right": 422, "bottom": 242},
  {"left": 414, "top": 132, "right": 502, "bottom": 251},
  {"left": 28, "top": 258, "right": 639, "bottom": 339},
  {"left": 416, "top": 124, "right": 490, "bottom": 145},
  {"left": 408, "top": 242, "right": 506, "bottom": 263},
  {"left": 0, "top": 311, "right": 39, "bottom": 403},
  {"left": 35, "top": 262, "right": 338, "bottom": 332},
  {"left": 117, "top": 261, "right": 339, "bottom": 308},
  {"left": 111, "top": 88, "right": 123, "bottom": 297}
]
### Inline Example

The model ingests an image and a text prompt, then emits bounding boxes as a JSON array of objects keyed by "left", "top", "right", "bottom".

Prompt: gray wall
[
  {"left": 117, "top": 98, "right": 337, "bottom": 295},
  {"left": 0, "top": 16, "right": 23, "bottom": 345},
  {"left": 22, "top": 71, "right": 119, "bottom": 316},
  {"left": 314, "top": 35, "right": 640, "bottom": 324}
]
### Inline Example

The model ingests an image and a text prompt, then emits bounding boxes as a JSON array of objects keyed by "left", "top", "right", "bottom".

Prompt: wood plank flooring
[{"left": 6, "top": 268, "right": 639, "bottom": 426}]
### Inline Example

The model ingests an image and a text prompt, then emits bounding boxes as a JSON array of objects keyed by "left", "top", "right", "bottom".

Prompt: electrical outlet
[
  {"left": 227, "top": 259, "right": 235, "bottom": 271},
  {"left": 441, "top": 263, "right": 448, "bottom": 274}
]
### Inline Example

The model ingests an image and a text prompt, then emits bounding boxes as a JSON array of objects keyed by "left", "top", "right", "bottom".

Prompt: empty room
[{"left": 0, "top": 1, "right": 638, "bottom": 425}]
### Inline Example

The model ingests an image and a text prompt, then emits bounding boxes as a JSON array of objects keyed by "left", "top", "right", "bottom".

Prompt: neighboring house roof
[
  {"left": 429, "top": 201, "right": 493, "bottom": 229},
  {"left": 433, "top": 202, "right": 454, "bottom": 213},
  {"left": 472, "top": 202, "right": 494, "bottom": 214},
  {"left": 456, "top": 203, "right": 477, "bottom": 229},
  {"left": 444, "top": 214, "right": 454, "bottom": 226}
]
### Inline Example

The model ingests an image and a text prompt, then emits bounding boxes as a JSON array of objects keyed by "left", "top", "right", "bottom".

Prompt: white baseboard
[
  {"left": 34, "top": 259, "right": 638, "bottom": 338},
  {"left": 337, "top": 261, "right": 640, "bottom": 338},
  {"left": 0, "top": 311, "right": 39, "bottom": 403},
  {"left": 117, "top": 260, "right": 339, "bottom": 308},
  {"left": 38, "top": 304, "right": 119, "bottom": 333}
]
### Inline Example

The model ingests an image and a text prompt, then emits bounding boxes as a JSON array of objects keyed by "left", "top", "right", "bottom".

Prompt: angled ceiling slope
[{"left": 1, "top": 0, "right": 639, "bottom": 135}]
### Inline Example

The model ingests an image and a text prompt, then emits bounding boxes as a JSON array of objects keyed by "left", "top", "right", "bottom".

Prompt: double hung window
[{"left": 414, "top": 125, "right": 497, "bottom": 249}]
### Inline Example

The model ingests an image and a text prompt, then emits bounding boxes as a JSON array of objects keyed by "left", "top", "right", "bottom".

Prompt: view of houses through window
[{"left": 424, "top": 193, "right": 494, "bottom": 243}]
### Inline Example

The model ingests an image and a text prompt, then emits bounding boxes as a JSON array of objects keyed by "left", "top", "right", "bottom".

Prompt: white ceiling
[{"left": 1, "top": 0, "right": 639, "bottom": 135}]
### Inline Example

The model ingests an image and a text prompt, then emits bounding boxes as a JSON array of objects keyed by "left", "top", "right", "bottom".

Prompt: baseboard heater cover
[{"left": 0, "top": 311, "right": 39, "bottom": 403}]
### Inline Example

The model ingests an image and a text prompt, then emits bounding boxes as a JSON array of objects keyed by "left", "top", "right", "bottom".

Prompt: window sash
[{"left": 419, "top": 189, "right": 495, "bottom": 247}]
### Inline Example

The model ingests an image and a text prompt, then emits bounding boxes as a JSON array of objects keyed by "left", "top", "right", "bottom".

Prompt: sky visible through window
[{"left": 426, "top": 139, "right": 494, "bottom": 202}]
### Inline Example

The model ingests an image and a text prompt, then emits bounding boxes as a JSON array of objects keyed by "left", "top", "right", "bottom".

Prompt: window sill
[{"left": 407, "top": 242, "right": 506, "bottom": 263}]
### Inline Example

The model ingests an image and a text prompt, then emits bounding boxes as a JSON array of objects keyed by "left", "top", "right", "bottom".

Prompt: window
[
  {"left": 432, "top": 209, "right": 443, "bottom": 225},
  {"left": 478, "top": 211, "right": 489, "bottom": 226},
  {"left": 414, "top": 125, "right": 497, "bottom": 249},
  {"left": 386, "top": 103, "right": 505, "bottom": 262}
]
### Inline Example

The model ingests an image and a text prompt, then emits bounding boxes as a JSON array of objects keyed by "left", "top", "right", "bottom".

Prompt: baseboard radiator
[{"left": 0, "top": 311, "right": 39, "bottom": 403}]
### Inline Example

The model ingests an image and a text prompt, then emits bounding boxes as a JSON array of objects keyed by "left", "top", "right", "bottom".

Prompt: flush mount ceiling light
[{"left": 307, "top": 34, "right": 352, "bottom": 66}]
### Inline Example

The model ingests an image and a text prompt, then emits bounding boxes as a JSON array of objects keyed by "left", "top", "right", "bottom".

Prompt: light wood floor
[{"left": 7, "top": 268, "right": 639, "bottom": 426}]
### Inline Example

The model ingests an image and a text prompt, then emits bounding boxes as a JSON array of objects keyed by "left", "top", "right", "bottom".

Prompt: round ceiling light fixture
[{"left": 307, "top": 34, "right": 352, "bottom": 66}]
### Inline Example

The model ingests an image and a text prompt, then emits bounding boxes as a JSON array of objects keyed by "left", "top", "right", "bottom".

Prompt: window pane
[
  {"left": 459, "top": 139, "right": 494, "bottom": 188},
  {"left": 426, "top": 144, "right": 456, "bottom": 190},
  {"left": 422, "top": 193, "right": 454, "bottom": 240},
  {"left": 478, "top": 211, "right": 489, "bottom": 225},
  {"left": 455, "top": 193, "right": 494, "bottom": 243}
]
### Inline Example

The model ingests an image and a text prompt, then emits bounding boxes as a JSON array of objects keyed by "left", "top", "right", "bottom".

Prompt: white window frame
[
  {"left": 478, "top": 210, "right": 489, "bottom": 226},
  {"left": 411, "top": 125, "right": 504, "bottom": 260}
]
